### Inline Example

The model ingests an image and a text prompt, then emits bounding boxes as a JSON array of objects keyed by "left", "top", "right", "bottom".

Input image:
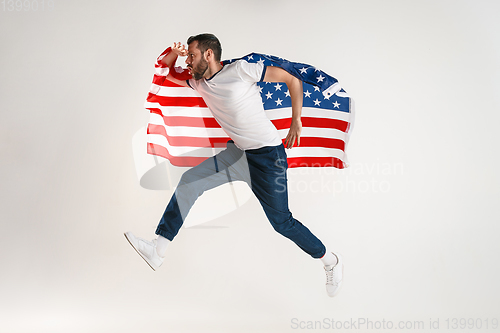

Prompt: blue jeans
[{"left": 155, "top": 141, "right": 326, "bottom": 258}]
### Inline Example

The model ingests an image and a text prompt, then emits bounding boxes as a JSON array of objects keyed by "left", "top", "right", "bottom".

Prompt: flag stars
[
  {"left": 274, "top": 83, "right": 282, "bottom": 91},
  {"left": 257, "top": 58, "right": 265, "bottom": 65},
  {"left": 247, "top": 55, "right": 253, "bottom": 61},
  {"left": 316, "top": 74, "right": 325, "bottom": 83},
  {"left": 258, "top": 86, "right": 263, "bottom": 93},
  {"left": 333, "top": 101, "right": 341, "bottom": 108},
  {"left": 299, "top": 67, "right": 308, "bottom": 74},
  {"left": 314, "top": 86, "right": 320, "bottom": 92},
  {"left": 284, "top": 90, "right": 290, "bottom": 97},
  {"left": 275, "top": 98, "right": 283, "bottom": 106},
  {"left": 304, "top": 90, "right": 312, "bottom": 98},
  {"left": 313, "top": 99, "right": 321, "bottom": 106},
  {"left": 266, "top": 91, "right": 273, "bottom": 99}
]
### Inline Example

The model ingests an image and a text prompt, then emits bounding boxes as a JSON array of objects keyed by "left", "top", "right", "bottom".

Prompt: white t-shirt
[{"left": 187, "top": 60, "right": 282, "bottom": 150}]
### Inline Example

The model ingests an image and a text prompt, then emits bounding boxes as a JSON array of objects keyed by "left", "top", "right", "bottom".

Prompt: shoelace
[{"left": 325, "top": 266, "right": 338, "bottom": 286}]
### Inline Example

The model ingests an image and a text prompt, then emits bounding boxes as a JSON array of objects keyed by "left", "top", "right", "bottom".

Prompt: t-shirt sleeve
[{"left": 236, "top": 61, "right": 266, "bottom": 83}]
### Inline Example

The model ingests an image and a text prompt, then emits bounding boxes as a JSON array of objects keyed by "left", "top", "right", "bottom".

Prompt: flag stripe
[
  {"left": 148, "top": 133, "right": 346, "bottom": 160},
  {"left": 266, "top": 107, "right": 352, "bottom": 122},
  {"left": 147, "top": 113, "right": 348, "bottom": 140},
  {"left": 147, "top": 112, "right": 348, "bottom": 132},
  {"left": 147, "top": 143, "right": 211, "bottom": 167},
  {"left": 148, "top": 125, "right": 230, "bottom": 147},
  {"left": 287, "top": 137, "right": 345, "bottom": 150},
  {"left": 148, "top": 143, "right": 346, "bottom": 168},
  {"left": 152, "top": 84, "right": 202, "bottom": 97},
  {"left": 152, "top": 74, "right": 187, "bottom": 87},
  {"left": 148, "top": 124, "right": 345, "bottom": 150},
  {"left": 145, "top": 105, "right": 213, "bottom": 117},
  {"left": 276, "top": 127, "right": 347, "bottom": 142},
  {"left": 148, "top": 136, "right": 220, "bottom": 157},
  {"left": 271, "top": 117, "right": 348, "bottom": 132},
  {"left": 282, "top": 146, "right": 345, "bottom": 159},
  {"left": 146, "top": 104, "right": 350, "bottom": 122},
  {"left": 149, "top": 110, "right": 221, "bottom": 128},
  {"left": 146, "top": 93, "right": 207, "bottom": 107}
]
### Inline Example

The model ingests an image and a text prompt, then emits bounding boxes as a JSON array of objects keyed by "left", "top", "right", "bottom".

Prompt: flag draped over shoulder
[{"left": 145, "top": 49, "right": 354, "bottom": 169}]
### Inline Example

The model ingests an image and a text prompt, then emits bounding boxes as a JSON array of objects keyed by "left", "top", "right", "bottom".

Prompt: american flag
[{"left": 145, "top": 49, "right": 354, "bottom": 169}]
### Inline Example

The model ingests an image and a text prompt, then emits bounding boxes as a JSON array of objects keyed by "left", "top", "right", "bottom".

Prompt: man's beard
[{"left": 190, "top": 58, "right": 209, "bottom": 80}]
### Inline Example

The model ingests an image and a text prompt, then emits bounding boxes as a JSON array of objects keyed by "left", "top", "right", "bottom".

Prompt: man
[{"left": 125, "top": 33, "right": 343, "bottom": 297}]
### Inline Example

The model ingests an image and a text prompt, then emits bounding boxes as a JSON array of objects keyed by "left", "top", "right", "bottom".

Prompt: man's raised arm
[
  {"left": 264, "top": 66, "right": 303, "bottom": 149},
  {"left": 159, "top": 42, "right": 190, "bottom": 87}
]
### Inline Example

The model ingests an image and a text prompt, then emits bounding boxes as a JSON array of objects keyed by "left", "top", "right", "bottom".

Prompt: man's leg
[
  {"left": 155, "top": 141, "right": 249, "bottom": 240},
  {"left": 125, "top": 141, "right": 250, "bottom": 270},
  {"left": 244, "top": 143, "right": 343, "bottom": 296},
  {"left": 244, "top": 143, "right": 326, "bottom": 258}
]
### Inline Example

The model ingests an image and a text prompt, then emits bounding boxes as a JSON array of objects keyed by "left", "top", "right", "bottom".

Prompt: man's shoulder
[
  {"left": 222, "top": 59, "right": 245, "bottom": 71},
  {"left": 222, "top": 59, "right": 264, "bottom": 82},
  {"left": 224, "top": 58, "right": 262, "bottom": 69}
]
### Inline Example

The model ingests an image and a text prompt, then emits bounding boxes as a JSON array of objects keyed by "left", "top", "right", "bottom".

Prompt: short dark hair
[{"left": 187, "top": 33, "right": 222, "bottom": 62}]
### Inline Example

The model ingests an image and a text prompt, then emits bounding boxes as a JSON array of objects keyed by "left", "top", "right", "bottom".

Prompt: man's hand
[
  {"left": 285, "top": 119, "right": 302, "bottom": 149},
  {"left": 172, "top": 42, "right": 188, "bottom": 57},
  {"left": 160, "top": 42, "right": 187, "bottom": 68}
]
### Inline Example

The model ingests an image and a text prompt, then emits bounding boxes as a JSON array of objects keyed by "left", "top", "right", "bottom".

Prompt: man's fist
[{"left": 172, "top": 42, "right": 188, "bottom": 56}]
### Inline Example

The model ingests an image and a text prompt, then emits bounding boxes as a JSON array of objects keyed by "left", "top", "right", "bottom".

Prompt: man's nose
[{"left": 185, "top": 57, "right": 190, "bottom": 65}]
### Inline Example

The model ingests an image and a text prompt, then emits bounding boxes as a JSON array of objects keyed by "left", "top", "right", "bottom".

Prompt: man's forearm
[
  {"left": 161, "top": 50, "right": 178, "bottom": 69},
  {"left": 287, "top": 76, "right": 303, "bottom": 122},
  {"left": 263, "top": 66, "right": 304, "bottom": 146},
  {"left": 284, "top": 75, "right": 303, "bottom": 148}
]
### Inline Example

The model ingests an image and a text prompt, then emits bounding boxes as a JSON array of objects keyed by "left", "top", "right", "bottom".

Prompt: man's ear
[{"left": 205, "top": 49, "right": 213, "bottom": 62}]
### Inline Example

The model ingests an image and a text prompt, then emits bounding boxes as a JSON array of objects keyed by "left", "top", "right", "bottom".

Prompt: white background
[{"left": 1, "top": 0, "right": 499, "bottom": 332}]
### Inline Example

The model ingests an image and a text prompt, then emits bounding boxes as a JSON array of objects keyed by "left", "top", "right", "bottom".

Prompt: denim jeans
[{"left": 155, "top": 140, "right": 326, "bottom": 258}]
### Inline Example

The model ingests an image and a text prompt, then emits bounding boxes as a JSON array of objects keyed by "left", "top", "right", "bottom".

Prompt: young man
[{"left": 125, "top": 33, "right": 343, "bottom": 297}]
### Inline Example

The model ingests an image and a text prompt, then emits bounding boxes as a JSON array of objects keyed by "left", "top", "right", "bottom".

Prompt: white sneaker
[
  {"left": 124, "top": 232, "right": 164, "bottom": 271},
  {"left": 324, "top": 252, "right": 343, "bottom": 297}
]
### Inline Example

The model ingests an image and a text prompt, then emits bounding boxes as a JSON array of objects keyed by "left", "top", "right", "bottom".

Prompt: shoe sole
[{"left": 124, "top": 232, "right": 157, "bottom": 271}]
